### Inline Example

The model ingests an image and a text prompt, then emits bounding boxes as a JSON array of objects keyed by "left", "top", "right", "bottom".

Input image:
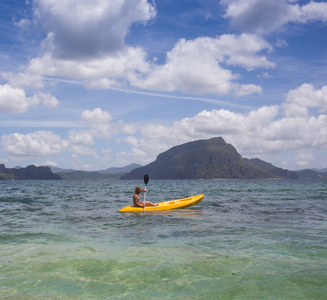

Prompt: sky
[{"left": 1, "top": 0, "right": 327, "bottom": 171}]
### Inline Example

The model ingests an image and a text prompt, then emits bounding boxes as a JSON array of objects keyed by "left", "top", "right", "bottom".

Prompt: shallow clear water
[{"left": 1, "top": 179, "right": 326, "bottom": 299}]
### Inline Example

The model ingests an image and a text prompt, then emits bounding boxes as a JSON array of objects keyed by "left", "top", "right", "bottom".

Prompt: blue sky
[{"left": 1, "top": 0, "right": 327, "bottom": 171}]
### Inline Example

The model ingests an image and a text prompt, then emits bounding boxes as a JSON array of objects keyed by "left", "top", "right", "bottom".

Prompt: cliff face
[
  {"left": 0, "top": 164, "right": 61, "bottom": 180},
  {"left": 121, "top": 137, "right": 298, "bottom": 180}
]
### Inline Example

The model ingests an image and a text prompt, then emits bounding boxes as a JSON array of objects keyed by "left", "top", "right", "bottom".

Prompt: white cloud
[
  {"left": 81, "top": 107, "right": 112, "bottom": 125},
  {"left": 294, "top": 152, "right": 315, "bottom": 167},
  {"left": 131, "top": 34, "right": 274, "bottom": 95},
  {"left": 0, "top": 84, "right": 59, "bottom": 113},
  {"left": 125, "top": 136, "right": 140, "bottom": 148},
  {"left": 70, "top": 145, "right": 98, "bottom": 157},
  {"left": 28, "top": 35, "right": 270, "bottom": 95},
  {"left": 32, "top": 92, "right": 59, "bottom": 108},
  {"left": 27, "top": 47, "right": 150, "bottom": 88},
  {"left": 233, "top": 83, "right": 262, "bottom": 96},
  {"left": 298, "top": 1, "right": 327, "bottom": 23},
  {"left": 221, "top": 0, "right": 327, "bottom": 34},
  {"left": 0, "top": 84, "right": 51, "bottom": 113},
  {"left": 283, "top": 83, "right": 327, "bottom": 117},
  {"left": 80, "top": 107, "right": 116, "bottom": 137},
  {"left": 10, "top": 2, "right": 275, "bottom": 96},
  {"left": 44, "top": 160, "right": 58, "bottom": 167},
  {"left": 257, "top": 72, "right": 271, "bottom": 79},
  {"left": 1, "top": 72, "right": 44, "bottom": 89},
  {"left": 221, "top": 0, "right": 293, "bottom": 34},
  {"left": 275, "top": 39, "right": 288, "bottom": 48},
  {"left": 31, "top": 0, "right": 156, "bottom": 59},
  {"left": 1, "top": 108, "right": 128, "bottom": 165},
  {"left": 1, "top": 129, "right": 97, "bottom": 162},
  {"left": 68, "top": 130, "right": 94, "bottom": 146},
  {"left": 6, "top": 0, "right": 154, "bottom": 91},
  {"left": 121, "top": 123, "right": 137, "bottom": 135},
  {"left": 1, "top": 131, "right": 68, "bottom": 158},
  {"left": 132, "top": 147, "right": 147, "bottom": 157},
  {"left": 0, "top": 84, "right": 31, "bottom": 113}
]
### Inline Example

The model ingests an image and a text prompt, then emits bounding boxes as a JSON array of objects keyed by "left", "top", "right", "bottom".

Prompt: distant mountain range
[
  {"left": 1, "top": 138, "right": 326, "bottom": 180},
  {"left": 0, "top": 164, "right": 61, "bottom": 180},
  {"left": 0, "top": 163, "right": 142, "bottom": 180},
  {"left": 49, "top": 163, "right": 142, "bottom": 180},
  {"left": 49, "top": 163, "right": 141, "bottom": 175}
]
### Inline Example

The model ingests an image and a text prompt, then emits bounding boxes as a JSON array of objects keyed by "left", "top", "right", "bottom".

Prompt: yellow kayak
[{"left": 119, "top": 194, "right": 204, "bottom": 213}]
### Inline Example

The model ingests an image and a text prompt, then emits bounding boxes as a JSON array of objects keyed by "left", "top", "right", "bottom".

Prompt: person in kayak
[{"left": 133, "top": 186, "right": 158, "bottom": 207}]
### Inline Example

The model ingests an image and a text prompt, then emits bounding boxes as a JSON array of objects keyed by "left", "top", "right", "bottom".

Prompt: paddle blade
[{"left": 144, "top": 174, "right": 149, "bottom": 185}]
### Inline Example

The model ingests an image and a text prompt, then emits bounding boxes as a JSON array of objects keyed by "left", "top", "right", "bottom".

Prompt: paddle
[{"left": 143, "top": 174, "right": 149, "bottom": 212}]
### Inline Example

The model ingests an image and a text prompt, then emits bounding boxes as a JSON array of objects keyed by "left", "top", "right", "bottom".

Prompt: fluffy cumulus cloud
[
  {"left": 233, "top": 83, "right": 262, "bottom": 96},
  {"left": 68, "top": 130, "right": 94, "bottom": 146},
  {"left": 296, "top": 1, "right": 327, "bottom": 23},
  {"left": 1, "top": 72, "right": 44, "bottom": 89},
  {"left": 80, "top": 107, "right": 115, "bottom": 136},
  {"left": 0, "top": 84, "right": 33, "bottom": 113},
  {"left": 294, "top": 152, "right": 315, "bottom": 167},
  {"left": 0, "top": 130, "right": 100, "bottom": 164},
  {"left": 0, "top": 107, "right": 120, "bottom": 163},
  {"left": 26, "top": 33, "right": 273, "bottom": 95},
  {"left": 0, "top": 0, "right": 157, "bottom": 94},
  {"left": 0, "top": 84, "right": 58, "bottom": 113},
  {"left": 283, "top": 83, "right": 327, "bottom": 117},
  {"left": 1, "top": 131, "right": 67, "bottom": 158},
  {"left": 31, "top": 92, "right": 59, "bottom": 108},
  {"left": 8, "top": 1, "right": 275, "bottom": 96},
  {"left": 130, "top": 34, "right": 274, "bottom": 94},
  {"left": 221, "top": 0, "right": 327, "bottom": 34},
  {"left": 27, "top": 47, "right": 150, "bottom": 89},
  {"left": 33, "top": 0, "right": 156, "bottom": 59},
  {"left": 11, "top": 0, "right": 154, "bottom": 91},
  {"left": 2, "top": 130, "right": 96, "bottom": 163}
]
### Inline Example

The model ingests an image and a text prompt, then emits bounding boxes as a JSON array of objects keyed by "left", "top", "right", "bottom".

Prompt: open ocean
[{"left": 0, "top": 179, "right": 326, "bottom": 299}]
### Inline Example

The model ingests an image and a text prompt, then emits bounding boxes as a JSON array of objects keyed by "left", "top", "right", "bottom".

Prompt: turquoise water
[{"left": 1, "top": 179, "right": 326, "bottom": 299}]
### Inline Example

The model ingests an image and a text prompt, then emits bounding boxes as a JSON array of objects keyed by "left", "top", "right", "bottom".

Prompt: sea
[{"left": 0, "top": 179, "right": 326, "bottom": 299}]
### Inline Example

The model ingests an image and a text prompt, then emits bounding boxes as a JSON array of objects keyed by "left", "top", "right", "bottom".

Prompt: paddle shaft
[
  {"left": 143, "top": 174, "right": 149, "bottom": 212},
  {"left": 143, "top": 183, "right": 147, "bottom": 212}
]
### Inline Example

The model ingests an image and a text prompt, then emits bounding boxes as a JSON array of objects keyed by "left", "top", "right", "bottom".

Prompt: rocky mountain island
[{"left": 121, "top": 137, "right": 299, "bottom": 180}]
